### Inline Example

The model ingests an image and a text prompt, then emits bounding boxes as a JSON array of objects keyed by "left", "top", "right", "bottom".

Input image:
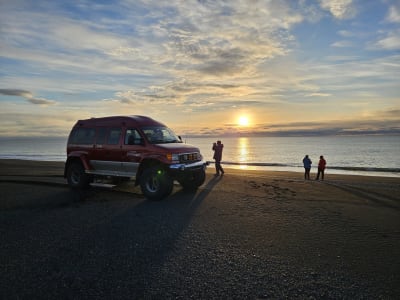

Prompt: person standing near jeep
[{"left": 212, "top": 140, "right": 224, "bottom": 176}]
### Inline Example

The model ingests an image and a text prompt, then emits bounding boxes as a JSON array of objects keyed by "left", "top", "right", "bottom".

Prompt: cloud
[
  {"left": 298, "top": 54, "right": 400, "bottom": 96},
  {"left": 0, "top": 89, "right": 33, "bottom": 98},
  {"left": 0, "top": 0, "right": 303, "bottom": 99},
  {"left": 386, "top": 4, "right": 400, "bottom": 23},
  {"left": 190, "top": 115, "right": 400, "bottom": 137},
  {"left": 27, "top": 98, "right": 56, "bottom": 105},
  {"left": 0, "top": 0, "right": 399, "bottom": 137},
  {"left": 107, "top": 87, "right": 186, "bottom": 106},
  {"left": 326, "top": 55, "right": 361, "bottom": 61},
  {"left": 0, "top": 89, "right": 56, "bottom": 105},
  {"left": 338, "top": 30, "right": 354, "bottom": 37},
  {"left": 331, "top": 40, "right": 354, "bottom": 48},
  {"left": 0, "top": 111, "right": 74, "bottom": 137},
  {"left": 319, "top": 0, "right": 356, "bottom": 19},
  {"left": 306, "top": 93, "right": 332, "bottom": 97},
  {"left": 377, "top": 108, "right": 400, "bottom": 119},
  {"left": 186, "top": 122, "right": 400, "bottom": 137},
  {"left": 374, "top": 30, "right": 400, "bottom": 50},
  {"left": 154, "top": 1, "right": 302, "bottom": 81}
]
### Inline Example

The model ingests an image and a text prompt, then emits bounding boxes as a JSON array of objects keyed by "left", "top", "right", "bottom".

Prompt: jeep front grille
[{"left": 179, "top": 152, "right": 200, "bottom": 163}]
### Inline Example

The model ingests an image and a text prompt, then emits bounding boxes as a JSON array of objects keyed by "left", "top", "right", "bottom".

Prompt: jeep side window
[
  {"left": 96, "top": 127, "right": 107, "bottom": 145},
  {"left": 69, "top": 128, "right": 96, "bottom": 144},
  {"left": 125, "top": 129, "right": 143, "bottom": 145},
  {"left": 107, "top": 128, "right": 122, "bottom": 145}
]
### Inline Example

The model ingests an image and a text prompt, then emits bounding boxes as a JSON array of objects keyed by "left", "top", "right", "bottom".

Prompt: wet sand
[{"left": 0, "top": 159, "right": 399, "bottom": 298}]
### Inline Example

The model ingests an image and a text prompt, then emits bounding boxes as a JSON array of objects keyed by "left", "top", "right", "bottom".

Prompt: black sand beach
[{"left": 0, "top": 159, "right": 399, "bottom": 299}]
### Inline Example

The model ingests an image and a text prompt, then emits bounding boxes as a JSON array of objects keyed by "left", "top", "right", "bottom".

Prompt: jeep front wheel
[
  {"left": 179, "top": 169, "right": 206, "bottom": 191},
  {"left": 66, "top": 162, "right": 90, "bottom": 189},
  {"left": 140, "top": 167, "right": 173, "bottom": 200}
]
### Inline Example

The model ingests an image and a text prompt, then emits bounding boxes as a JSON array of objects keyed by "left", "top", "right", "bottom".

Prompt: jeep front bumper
[{"left": 169, "top": 160, "right": 207, "bottom": 171}]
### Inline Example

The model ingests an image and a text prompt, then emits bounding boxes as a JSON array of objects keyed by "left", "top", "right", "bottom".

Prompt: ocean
[{"left": 0, "top": 135, "right": 399, "bottom": 177}]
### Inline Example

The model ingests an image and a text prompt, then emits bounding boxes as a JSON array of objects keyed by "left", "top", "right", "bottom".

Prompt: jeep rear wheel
[
  {"left": 140, "top": 167, "right": 173, "bottom": 200},
  {"left": 67, "top": 162, "right": 90, "bottom": 189}
]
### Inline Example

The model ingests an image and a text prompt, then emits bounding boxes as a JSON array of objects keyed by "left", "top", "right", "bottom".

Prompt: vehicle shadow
[
  {"left": 3, "top": 174, "right": 223, "bottom": 298},
  {"left": 168, "top": 173, "right": 223, "bottom": 208},
  {"left": 1, "top": 174, "right": 224, "bottom": 298},
  {"left": 103, "top": 174, "right": 224, "bottom": 296}
]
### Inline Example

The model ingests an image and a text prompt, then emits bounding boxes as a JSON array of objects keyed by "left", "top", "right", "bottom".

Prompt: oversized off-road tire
[
  {"left": 140, "top": 167, "right": 173, "bottom": 201},
  {"left": 179, "top": 169, "right": 206, "bottom": 191},
  {"left": 66, "top": 162, "right": 90, "bottom": 189}
]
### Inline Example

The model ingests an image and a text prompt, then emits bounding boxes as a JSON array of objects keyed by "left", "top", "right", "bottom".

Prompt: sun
[{"left": 238, "top": 116, "right": 249, "bottom": 126}]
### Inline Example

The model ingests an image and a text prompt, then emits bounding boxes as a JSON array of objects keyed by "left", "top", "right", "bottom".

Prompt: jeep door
[
  {"left": 121, "top": 128, "right": 146, "bottom": 176},
  {"left": 90, "top": 127, "right": 123, "bottom": 175}
]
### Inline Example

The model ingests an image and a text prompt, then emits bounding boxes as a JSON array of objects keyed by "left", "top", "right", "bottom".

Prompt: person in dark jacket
[
  {"left": 315, "top": 155, "right": 327, "bottom": 180},
  {"left": 212, "top": 140, "right": 224, "bottom": 176},
  {"left": 302, "top": 155, "right": 312, "bottom": 180}
]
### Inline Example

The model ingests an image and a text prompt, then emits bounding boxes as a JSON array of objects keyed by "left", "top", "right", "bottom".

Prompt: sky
[{"left": 0, "top": 0, "right": 399, "bottom": 137}]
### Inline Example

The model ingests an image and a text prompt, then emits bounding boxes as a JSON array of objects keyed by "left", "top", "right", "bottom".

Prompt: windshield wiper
[{"left": 166, "top": 139, "right": 181, "bottom": 143}]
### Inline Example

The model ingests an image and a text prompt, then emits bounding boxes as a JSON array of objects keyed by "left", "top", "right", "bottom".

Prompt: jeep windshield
[{"left": 141, "top": 126, "right": 182, "bottom": 144}]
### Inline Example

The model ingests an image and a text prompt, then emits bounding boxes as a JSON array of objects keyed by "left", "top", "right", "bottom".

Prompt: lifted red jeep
[{"left": 64, "top": 115, "right": 207, "bottom": 200}]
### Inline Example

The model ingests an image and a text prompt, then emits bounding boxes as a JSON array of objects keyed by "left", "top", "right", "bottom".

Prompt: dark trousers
[
  {"left": 304, "top": 168, "right": 311, "bottom": 180},
  {"left": 316, "top": 168, "right": 325, "bottom": 180},
  {"left": 215, "top": 160, "right": 224, "bottom": 175}
]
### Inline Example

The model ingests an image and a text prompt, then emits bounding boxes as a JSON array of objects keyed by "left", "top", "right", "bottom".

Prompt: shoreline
[{"left": 218, "top": 163, "right": 400, "bottom": 178}]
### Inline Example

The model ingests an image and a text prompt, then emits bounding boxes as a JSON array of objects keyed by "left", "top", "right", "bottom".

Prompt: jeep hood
[{"left": 153, "top": 143, "right": 200, "bottom": 153}]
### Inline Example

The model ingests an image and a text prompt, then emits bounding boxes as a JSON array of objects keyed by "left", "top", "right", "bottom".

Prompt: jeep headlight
[{"left": 166, "top": 153, "right": 179, "bottom": 162}]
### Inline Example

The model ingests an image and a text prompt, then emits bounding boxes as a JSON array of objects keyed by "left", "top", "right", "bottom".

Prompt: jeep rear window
[
  {"left": 141, "top": 126, "right": 181, "bottom": 144},
  {"left": 69, "top": 128, "right": 96, "bottom": 144}
]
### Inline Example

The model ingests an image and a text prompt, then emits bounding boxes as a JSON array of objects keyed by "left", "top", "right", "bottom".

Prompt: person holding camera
[{"left": 212, "top": 140, "right": 224, "bottom": 176}]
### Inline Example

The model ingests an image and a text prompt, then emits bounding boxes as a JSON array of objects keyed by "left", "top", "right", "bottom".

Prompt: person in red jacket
[
  {"left": 212, "top": 140, "right": 224, "bottom": 176},
  {"left": 315, "top": 155, "right": 326, "bottom": 180}
]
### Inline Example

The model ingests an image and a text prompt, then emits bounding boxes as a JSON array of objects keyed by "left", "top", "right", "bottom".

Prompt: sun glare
[{"left": 238, "top": 116, "right": 249, "bottom": 127}]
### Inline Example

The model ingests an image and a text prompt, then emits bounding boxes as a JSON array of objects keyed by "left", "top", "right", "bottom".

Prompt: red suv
[{"left": 64, "top": 116, "right": 207, "bottom": 200}]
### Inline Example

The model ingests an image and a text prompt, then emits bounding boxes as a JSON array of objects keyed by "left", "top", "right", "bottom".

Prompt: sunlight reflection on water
[{"left": 237, "top": 137, "right": 249, "bottom": 163}]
